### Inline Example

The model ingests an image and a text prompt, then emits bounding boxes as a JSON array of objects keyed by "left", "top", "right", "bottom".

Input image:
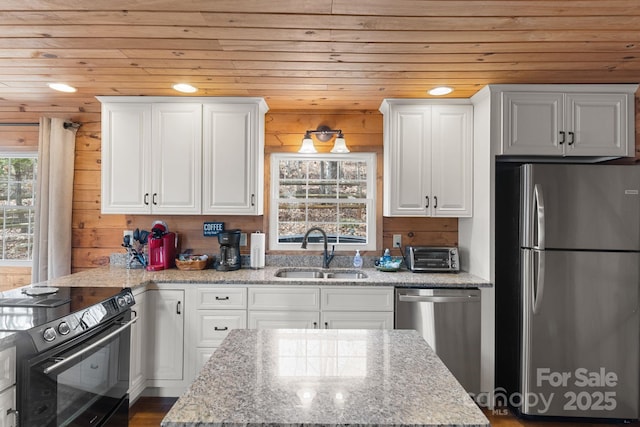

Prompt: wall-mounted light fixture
[{"left": 298, "top": 125, "right": 349, "bottom": 153}]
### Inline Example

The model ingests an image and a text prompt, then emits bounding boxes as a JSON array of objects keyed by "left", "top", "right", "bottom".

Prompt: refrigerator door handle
[
  {"left": 532, "top": 249, "right": 546, "bottom": 315},
  {"left": 533, "top": 183, "right": 545, "bottom": 250}
]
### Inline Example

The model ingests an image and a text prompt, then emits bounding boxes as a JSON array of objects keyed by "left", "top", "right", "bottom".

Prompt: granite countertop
[
  {"left": 161, "top": 329, "right": 489, "bottom": 427},
  {"left": 25, "top": 265, "right": 491, "bottom": 290}
]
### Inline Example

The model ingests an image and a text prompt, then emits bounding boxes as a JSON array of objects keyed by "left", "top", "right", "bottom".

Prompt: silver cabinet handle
[
  {"left": 43, "top": 316, "right": 137, "bottom": 375},
  {"left": 398, "top": 294, "right": 480, "bottom": 303}
]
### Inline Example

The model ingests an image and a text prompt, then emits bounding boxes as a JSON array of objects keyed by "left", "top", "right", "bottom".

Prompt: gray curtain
[{"left": 32, "top": 117, "right": 78, "bottom": 282}]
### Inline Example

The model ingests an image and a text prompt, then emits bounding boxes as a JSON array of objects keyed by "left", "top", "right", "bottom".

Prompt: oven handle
[{"left": 43, "top": 316, "right": 137, "bottom": 375}]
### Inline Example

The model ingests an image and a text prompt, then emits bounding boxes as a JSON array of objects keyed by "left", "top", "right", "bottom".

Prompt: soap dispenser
[{"left": 353, "top": 250, "right": 363, "bottom": 268}]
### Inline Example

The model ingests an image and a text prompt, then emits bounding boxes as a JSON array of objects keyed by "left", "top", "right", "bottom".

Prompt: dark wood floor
[{"left": 129, "top": 397, "right": 640, "bottom": 426}]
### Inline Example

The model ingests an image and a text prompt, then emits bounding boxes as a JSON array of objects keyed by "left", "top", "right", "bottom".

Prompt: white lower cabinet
[
  {"left": 0, "top": 347, "right": 16, "bottom": 427},
  {"left": 190, "top": 287, "right": 248, "bottom": 379},
  {"left": 247, "top": 286, "right": 394, "bottom": 330},
  {"left": 0, "top": 386, "right": 16, "bottom": 427},
  {"left": 146, "top": 288, "right": 185, "bottom": 387},
  {"left": 140, "top": 284, "right": 394, "bottom": 397},
  {"left": 129, "top": 288, "right": 147, "bottom": 404}
]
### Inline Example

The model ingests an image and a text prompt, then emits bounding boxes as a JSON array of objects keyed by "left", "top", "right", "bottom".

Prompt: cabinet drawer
[
  {"left": 321, "top": 287, "right": 394, "bottom": 311},
  {"left": 195, "top": 310, "right": 246, "bottom": 347},
  {"left": 0, "top": 347, "right": 15, "bottom": 392},
  {"left": 196, "top": 287, "right": 247, "bottom": 309},
  {"left": 248, "top": 287, "right": 320, "bottom": 311},
  {"left": 195, "top": 348, "right": 217, "bottom": 375}
]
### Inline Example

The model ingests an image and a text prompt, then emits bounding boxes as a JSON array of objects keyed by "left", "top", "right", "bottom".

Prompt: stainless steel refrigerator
[{"left": 496, "top": 163, "right": 640, "bottom": 421}]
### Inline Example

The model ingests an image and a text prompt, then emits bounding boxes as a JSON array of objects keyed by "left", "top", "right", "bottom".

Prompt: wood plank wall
[{"left": 0, "top": 96, "right": 639, "bottom": 286}]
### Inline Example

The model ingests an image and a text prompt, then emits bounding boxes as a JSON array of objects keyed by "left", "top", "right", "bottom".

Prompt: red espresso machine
[{"left": 146, "top": 222, "right": 176, "bottom": 271}]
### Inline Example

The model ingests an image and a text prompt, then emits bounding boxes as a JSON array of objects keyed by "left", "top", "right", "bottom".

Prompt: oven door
[{"left": 19, "top": 311, "right": 133, "bottom": 427}]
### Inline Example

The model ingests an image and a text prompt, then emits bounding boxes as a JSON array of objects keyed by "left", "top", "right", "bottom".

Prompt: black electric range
[{"left": 0, "top": 285, "right": 136, "bottom": 426}]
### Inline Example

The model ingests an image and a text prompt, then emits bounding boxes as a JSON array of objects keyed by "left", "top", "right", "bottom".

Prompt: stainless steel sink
[
  {"left": 274, "top": 269, "right": 367, "bottom": 280},
  {"left": 274, "top": 270, "right": 324, "bottom": 279},
  {"left": 325, "top": 272, "right": 368, "bottom": 279}
]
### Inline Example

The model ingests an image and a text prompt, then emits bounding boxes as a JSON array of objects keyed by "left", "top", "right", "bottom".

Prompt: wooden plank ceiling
[{"left": 0, "top": 0, "right": 639, "bottom": 114}]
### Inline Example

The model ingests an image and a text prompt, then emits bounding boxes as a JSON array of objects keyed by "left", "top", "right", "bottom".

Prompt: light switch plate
[{"left": 393, "top": 234, "right": 402, "bottom": 248}]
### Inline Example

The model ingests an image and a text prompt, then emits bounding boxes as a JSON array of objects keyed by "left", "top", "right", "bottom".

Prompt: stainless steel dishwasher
[{"left": 395, "top": 288, "right": 481, "bottom": 395}]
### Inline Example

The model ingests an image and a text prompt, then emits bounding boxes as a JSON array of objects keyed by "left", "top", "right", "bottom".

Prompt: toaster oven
[{"left": 405, "top": 246, "right": 460, "bottom": 272}]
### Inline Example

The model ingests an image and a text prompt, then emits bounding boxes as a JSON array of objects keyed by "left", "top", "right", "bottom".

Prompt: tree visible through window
[
  {"left": 0, "top": 155, "right": 37, "bottom": 263},
  {"left": 270, "top": 153, "right": 376, "bottom": 251}
]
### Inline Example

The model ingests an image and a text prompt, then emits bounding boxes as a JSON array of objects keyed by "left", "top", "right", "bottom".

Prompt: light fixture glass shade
[
  {"left": 428, "top": 86, "right": 453, "bottom": 96},
  {"left": 173, "top": 83, "right": 197, "bottom": 93},
  {"left": 298, "top": 137, "right": 317, "bottom": 153},
  {"left": 330, "top": 136, "right": 350, "bottom": 153},
  {"left": 48, "top": 83, "right": 77, "bottom": 93}
]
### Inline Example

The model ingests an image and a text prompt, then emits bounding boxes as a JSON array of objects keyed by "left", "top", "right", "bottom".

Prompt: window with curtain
[
  {"left": 269, "top": 153, "right": 376, "bottom": 251},
  {"left": 0, "top": 154, "right": 37, "bottom": 264}
]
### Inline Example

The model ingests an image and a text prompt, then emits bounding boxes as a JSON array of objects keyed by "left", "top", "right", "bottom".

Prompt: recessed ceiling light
[
  {"left": 48, "top": 83, "right": 77, "bottom": 93},
  {"left": 428, "top": 86, "right": 453, "bottom": 96},
  {"left": 173, "top": 83, "right": 197, "bottom": 93}
]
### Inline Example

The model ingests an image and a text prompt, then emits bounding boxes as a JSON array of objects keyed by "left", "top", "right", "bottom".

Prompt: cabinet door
[
  {"left": 248, "top": 311, "right": 320, "bottom": 329},
  {"left": 321, "top": 311, "right": 394, "bottom": 330},
  {"left": 0, "top": 347, "right": 15, "bottom": 392},
  {"left": 101, "top": 102, "right": 152, "bottom": 213},
  {"left": 203, "top": 103, "right": 262, "bottom": 215},
  {"left": 565, "top": 93, "right": 629, "bottom": 157},
  {"left": 151, "top": 103, "right": 202, "bottom": 214},
  {"left": 502, "top": 92, "right": 564, "bottom": 155},
  {"left": 147, "top": 289, "right": 184, "bottom": 381},
  {"left": 431, "top": 105, "right": 473, "bottom": 217},
  {"left": 0, "top": 386, "right": 16, "bottom": 427},
  {"left": 385, "top": 105, "right": 431, "bottom": 216},
  {"left": 129, "top": 291, "right": 147, "bottom": 403}
]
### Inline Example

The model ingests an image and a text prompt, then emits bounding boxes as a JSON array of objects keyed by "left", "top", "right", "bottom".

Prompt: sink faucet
[{"left": 301, "top": 227, "right": 335, "bottom": 269}]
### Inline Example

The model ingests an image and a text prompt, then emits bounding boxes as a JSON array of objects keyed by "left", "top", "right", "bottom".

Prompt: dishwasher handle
[{"left": 397, "top": 293, "right": 480, "bottom": 303}]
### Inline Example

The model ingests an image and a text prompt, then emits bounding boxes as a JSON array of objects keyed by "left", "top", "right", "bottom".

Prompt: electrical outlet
[
  {"left": 393, "top": 234, "right": 402, "bottom": 248},
  {"left": 240, "top": 233, "right": 247, "bottom": 246}
]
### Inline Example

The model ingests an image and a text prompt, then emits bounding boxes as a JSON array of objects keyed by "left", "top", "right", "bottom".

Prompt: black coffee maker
[{"left": 216, "top": 229, "right": 241, "bottom": 271}]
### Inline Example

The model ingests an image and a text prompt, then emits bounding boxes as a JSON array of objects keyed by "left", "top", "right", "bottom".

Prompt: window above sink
[{"left": 269, "top": 153, "right": 377, "bottom": 251}]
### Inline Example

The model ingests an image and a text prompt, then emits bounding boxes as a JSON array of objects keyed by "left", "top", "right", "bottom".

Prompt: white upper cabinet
[
  {"left": 380, "top": 100, "right": 473, "bottom": 217},
  {"left": 499, "top": 85, "right": 636, "bottom": 157},
  {"left": 98, "top": 96, "right": 267, "bottom": 215},
  {"left": 151, "top": 103, "right": 202, "bottom": 214},
  {"left": 202, "top": 102, "right": 265, "bottom": 215},
  {"left": 100, "top": 102, "right": 152, "bottom": 214}
]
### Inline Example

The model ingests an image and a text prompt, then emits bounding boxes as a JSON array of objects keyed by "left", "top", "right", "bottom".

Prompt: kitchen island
[{"left": 161, "top": 329, "right": 489, "bottom": 427}]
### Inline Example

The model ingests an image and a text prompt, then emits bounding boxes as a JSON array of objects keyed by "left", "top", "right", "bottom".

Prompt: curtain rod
[{"left": 0, "top": 121, "right": 81, "bottom": 129}]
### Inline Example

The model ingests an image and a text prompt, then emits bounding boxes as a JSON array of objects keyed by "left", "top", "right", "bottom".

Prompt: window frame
[
  {"left": 269, "top": 152, "right": 377, "bottom": 252},
  {"left": 0, "top": 151, "right": 37, "bottom": 266}
]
